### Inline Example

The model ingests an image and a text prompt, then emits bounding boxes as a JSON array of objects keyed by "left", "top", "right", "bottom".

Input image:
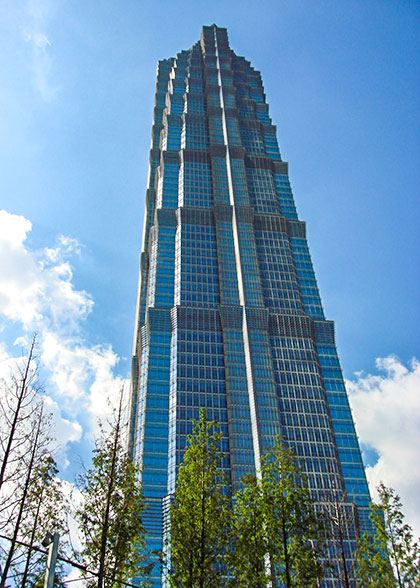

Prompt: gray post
[{"left": 43, "top": 533, "right": 59, "bottom": 588}]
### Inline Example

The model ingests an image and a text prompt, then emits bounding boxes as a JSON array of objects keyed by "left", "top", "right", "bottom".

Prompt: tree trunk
[{"left": 0, "top": 336, "right": 36, "bottom": 490}]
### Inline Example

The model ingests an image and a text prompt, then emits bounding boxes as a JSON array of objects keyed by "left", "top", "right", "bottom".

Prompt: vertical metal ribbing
[{"left": 213, "top": 27, "right": 262, "bottom": 477}]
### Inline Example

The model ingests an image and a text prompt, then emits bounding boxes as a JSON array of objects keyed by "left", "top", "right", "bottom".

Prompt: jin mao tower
[{"left": 130, "top": 24, "right": 371, "bottom": 586}]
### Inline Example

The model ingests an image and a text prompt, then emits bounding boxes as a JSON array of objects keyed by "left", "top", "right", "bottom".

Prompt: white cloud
[
  {"left": 41, "top": 331, "right": 125, "bottom": 424},
  {"left": 61, "top": 479, "right": 84, "bottom": 551},
  {"left": 347, "top": 356, "right": 420, "bottom": 538},
  {"left": 0, "top": 209, "right": 32, "bottom": 248},
  {"left": 0, "top": 209, "right": 93, "bottom": 330},
  {"left": 43, "top": 394, "right": 83, "bottom": 452},
  {"left": 65, "top": 567, "right": 86, "bottom": 588},
  {"left": 0, "top": 210, "right": 127, "bottom": 465}
]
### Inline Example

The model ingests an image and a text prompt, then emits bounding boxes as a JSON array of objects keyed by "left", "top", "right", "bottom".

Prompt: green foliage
[
  {"left": 76, "top": 392, "right": 148, "bottom": 588},
  {"left": 355, "top": 529, "right": 395, "bottom": 588},
  {"left": 168, "top": 410, "right": 230, "bottom": 588},
  {"left": 355, "top": 483, "right": 420, "bottom": 588},
  {"left": 227, "top": 474, "right": 269, "bottom": 588},
  {"left": 170, "top": 429, "right": 326, "bottom": 588},
  {"left": 229, "top": 441, "right": 326, "bottom": 588},
  {"left": 20, "top": 454, "right": 69, "bottom": 587}
]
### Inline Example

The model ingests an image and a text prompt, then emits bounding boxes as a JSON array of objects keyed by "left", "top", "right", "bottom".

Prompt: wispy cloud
[
  {"left": 22, "top": 0, "right": 58, "bottom": 101},
  {"left": 347, "top": 356, "right": 420, "bottom": 538}
]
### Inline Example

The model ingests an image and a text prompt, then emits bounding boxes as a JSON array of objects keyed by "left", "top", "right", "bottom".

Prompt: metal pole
[{"left": 44, "top": 533, "right": 59, "bottom": 588}]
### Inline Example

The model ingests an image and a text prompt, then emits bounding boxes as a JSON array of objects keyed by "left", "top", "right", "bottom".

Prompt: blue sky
[{"left": 0, "top": 0, "right": 419, "bottom": 535}]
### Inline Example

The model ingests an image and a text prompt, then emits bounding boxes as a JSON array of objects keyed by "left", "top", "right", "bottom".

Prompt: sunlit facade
[{"left": 129, "top": 24, "right": 371, "bottom": 587}]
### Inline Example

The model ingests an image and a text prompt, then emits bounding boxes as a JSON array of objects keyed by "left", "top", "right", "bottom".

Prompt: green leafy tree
[
  {"left": 355, "top": 482, "right": 420, "bottom": 587},
  {"left": 262, "top": 442, "right": 326, "bottom": 587},
  {"left": 227, "top": 474, "right": 269, "bottom": 588},
  {"left": 355, "top": 528, "right": 395, "bottom": 588},
  {"left": 267, "top": 442, "right": 325, "bottom": 587},
  {"left": 76, "top": 389, "right": 149, "bottom": 588},
  {"left": 168, "top": 410, "right": 230, "bottom": 588},
  {"left": 228, "top": 441, "right": 326, "bottom": 588},
  {"left": 20, "top": 455, "right": 69, "bottom": 587}
]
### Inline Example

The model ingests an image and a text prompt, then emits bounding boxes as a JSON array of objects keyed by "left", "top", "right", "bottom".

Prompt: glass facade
[{"left": 129, "top": 25, "right": 371, "bottom": 587}]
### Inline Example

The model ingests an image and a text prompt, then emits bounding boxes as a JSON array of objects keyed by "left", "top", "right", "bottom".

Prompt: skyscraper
[{"left": 130, "top": 24, "right": 371, "bottom": 586}]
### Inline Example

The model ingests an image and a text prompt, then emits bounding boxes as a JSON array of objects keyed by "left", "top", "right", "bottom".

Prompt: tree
[
  {"left": 168, "top": 410, "right": 230, "bottom": 588},
  {"left": 0, "top": 402, "right": 46, "bottom": 587},
  {"left": 229, "top": 441, "right": 326, "bottom": 588},
  {"left": 0, "top": 336, "right": 41, "bottom": 525},
  {"left": 0, "top": 337, "right": 70, "bottom": 588},
  {"left": 20, "top": 455, "right": 69, "bottom": 587},
  {"left": 0, "top": 336, "right": 38, "bottom": 493},
  {"left": 355, "top": 527, "right": 395, "bottom": 588},
  {"left": 75, "top": 388, "right": 149, "bottom": 588},
  {"left": 320, "top": 478, "right": 357, "bottom": 588},
  {"left": 227, "top": 474, "right": 269, "bottom": 588},
  {"left": 0, "top": 405, "right": 69, "bottom": 588},
  {"left": 355, "top": 483, "right": 420, "bottom": 588}
]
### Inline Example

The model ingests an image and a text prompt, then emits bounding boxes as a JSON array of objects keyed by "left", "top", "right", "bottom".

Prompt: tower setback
[{"left": 130, "top": 24, "right": 371, "bottom": 587}]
